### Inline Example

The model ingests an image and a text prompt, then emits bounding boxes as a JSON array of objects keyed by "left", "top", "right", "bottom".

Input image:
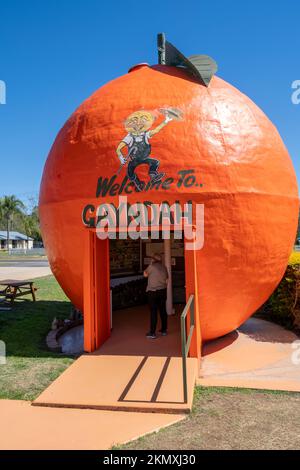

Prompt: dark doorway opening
[{"left": 97, "top": 234, "right": 186, "bottom": 356}]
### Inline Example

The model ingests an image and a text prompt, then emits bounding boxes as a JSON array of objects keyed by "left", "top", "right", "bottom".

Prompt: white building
[{"left": 0, "top": 231, "right": 34, "bottom": 251}]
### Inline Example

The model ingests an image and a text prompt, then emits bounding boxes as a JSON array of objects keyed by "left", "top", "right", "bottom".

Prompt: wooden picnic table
[{"left": 0, "top": 280, "right": 37, "bottom": 304}]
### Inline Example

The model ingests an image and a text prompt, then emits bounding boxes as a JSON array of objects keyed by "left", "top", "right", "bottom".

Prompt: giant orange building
[{"left": 39, "top": 35, "right": 299, "bottom": 361}]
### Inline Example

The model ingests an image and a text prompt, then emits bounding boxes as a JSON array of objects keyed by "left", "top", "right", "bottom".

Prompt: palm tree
[
  {"left": 0, "top": 196, "right": 25, "bottom": 252},
  {"left": 23, "top": 216, "right": 35, "bottom": 249}
]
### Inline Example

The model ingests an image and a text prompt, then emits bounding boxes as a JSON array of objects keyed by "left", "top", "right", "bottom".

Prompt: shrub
[
  {"left": 256, "top": 252, "right": 300, "bottom": 333},
  {"left": 289, "top": 251, "right": 300, "bottom": 266}
]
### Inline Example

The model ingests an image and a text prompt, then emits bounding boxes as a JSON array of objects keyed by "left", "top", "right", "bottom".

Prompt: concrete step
[{"left": 33, "top": 355, "right": 198, "bottom": 414}]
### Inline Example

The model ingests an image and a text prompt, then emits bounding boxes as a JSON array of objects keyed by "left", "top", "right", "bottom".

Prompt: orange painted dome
[{"left": 39, "top": 63, "right": 299, "bottom": 341}]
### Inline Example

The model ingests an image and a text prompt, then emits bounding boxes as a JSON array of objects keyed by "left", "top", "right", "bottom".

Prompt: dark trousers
[
  {"left": 127, "top": 158, "right": 159, "bottom": 183},
  {"left": 147, "top": 288, "right": 167, "bottom": 334}
]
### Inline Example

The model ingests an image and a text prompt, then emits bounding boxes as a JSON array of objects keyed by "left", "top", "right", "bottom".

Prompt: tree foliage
[{"left": 0, "top": 194, "right": 42, "bottom": 242}]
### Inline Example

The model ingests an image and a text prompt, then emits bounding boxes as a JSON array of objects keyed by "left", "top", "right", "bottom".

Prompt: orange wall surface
[{"left": 39, "top": 64, "right": 299, "bottom": 341}]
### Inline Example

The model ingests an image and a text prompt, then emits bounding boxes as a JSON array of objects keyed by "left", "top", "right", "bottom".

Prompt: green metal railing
[{"left": 181, "top": 294, "right": 195, "bottom": 403}]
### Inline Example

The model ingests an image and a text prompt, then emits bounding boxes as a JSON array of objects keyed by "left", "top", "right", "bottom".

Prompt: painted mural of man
[{"left": 116, "top": 110, "right": 175, "bottom": 191}]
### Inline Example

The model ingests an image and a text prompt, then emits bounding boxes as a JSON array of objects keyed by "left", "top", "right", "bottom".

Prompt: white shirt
[{"left": 122, "top": 131, "right": 151, "bottom": 147}]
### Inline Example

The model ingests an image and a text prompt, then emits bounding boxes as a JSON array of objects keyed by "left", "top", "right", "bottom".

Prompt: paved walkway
[
  {"left": 0, "top": 265, "right": 51, "bottom": 281},
  {"left": 198, "top": 318, "right": 300, "bottom": 392},
  {"left": 0, "top": 400, "right": 184, "bottom": 450}
]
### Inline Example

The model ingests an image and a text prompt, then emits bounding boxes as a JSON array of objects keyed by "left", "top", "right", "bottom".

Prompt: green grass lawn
[{"left": 0, "top": 276, "right": 74, "bottom": 400}]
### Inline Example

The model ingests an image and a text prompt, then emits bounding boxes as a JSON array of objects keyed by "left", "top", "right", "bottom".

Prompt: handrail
[{"left": 180, "top": 294, "right": 195, "bottom": 403}]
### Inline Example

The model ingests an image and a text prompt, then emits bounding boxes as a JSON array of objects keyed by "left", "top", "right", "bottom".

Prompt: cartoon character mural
[{"left": 116, "top": 108, "right": 183, "bottom": 191}]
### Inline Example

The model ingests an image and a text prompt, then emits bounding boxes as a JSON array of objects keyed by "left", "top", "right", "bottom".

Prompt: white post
[{"left": 164, "top": 238, "right": 173, "bottom": 315}]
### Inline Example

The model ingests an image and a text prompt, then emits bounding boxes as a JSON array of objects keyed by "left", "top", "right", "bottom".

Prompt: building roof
[{"left": 0, "top": 231, "right": 33, "bottom": 241}]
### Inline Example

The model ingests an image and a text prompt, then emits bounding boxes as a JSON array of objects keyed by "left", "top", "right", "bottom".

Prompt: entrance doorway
[
  {"left": 83, "top": 230, "right": 200, "bottom": 360},
  {"left": 78, "top": 230, "right": 201, "bottom": 410},
  {"left": 99, "top": 235, "right": 186, "bottom": 356}
]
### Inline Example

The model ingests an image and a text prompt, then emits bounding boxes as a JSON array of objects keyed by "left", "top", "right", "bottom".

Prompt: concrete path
[
  {"left": 0, "top": 400, "right": 184, "bottom": 450},
  {"left": 0, "top": 264, "right": 51, "bottom": 281},
  {"left": 198, "top": 318, "right": 300, "bottom": 392}
]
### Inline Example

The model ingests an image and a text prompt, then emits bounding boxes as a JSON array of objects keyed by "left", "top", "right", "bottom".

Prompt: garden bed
[
  {"left": 255, "top": 251, "right": 300, "bottom": 335},
  {"left": 46, "top": 319, "right": 83, "bottom": 353}
]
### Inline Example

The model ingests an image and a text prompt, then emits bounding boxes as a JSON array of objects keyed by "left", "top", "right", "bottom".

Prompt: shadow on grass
[{"left": 0, "top": 299, "right": 76, "bottom": 359}]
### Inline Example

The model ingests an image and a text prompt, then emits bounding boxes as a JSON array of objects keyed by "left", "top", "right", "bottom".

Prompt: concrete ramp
[{"left": 33, "top": 355, "right": 198, "bottom": 414}]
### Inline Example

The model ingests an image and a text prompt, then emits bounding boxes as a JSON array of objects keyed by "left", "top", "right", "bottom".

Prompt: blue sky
[{"left": 0, "top": 0, "right": 299, "bottom": 203}]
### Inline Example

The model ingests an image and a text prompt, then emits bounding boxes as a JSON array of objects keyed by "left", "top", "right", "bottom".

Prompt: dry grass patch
[{"left": 119, "top": 387, "right": 300, "bottom": 450}]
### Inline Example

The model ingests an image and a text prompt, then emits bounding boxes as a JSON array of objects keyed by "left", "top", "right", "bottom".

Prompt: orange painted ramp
[
  {"left": 0, "top": 400, "right": 185, "bottom": 450},
  {"left": 33, "top": 355, "right": 198, "bottom": 414}
]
